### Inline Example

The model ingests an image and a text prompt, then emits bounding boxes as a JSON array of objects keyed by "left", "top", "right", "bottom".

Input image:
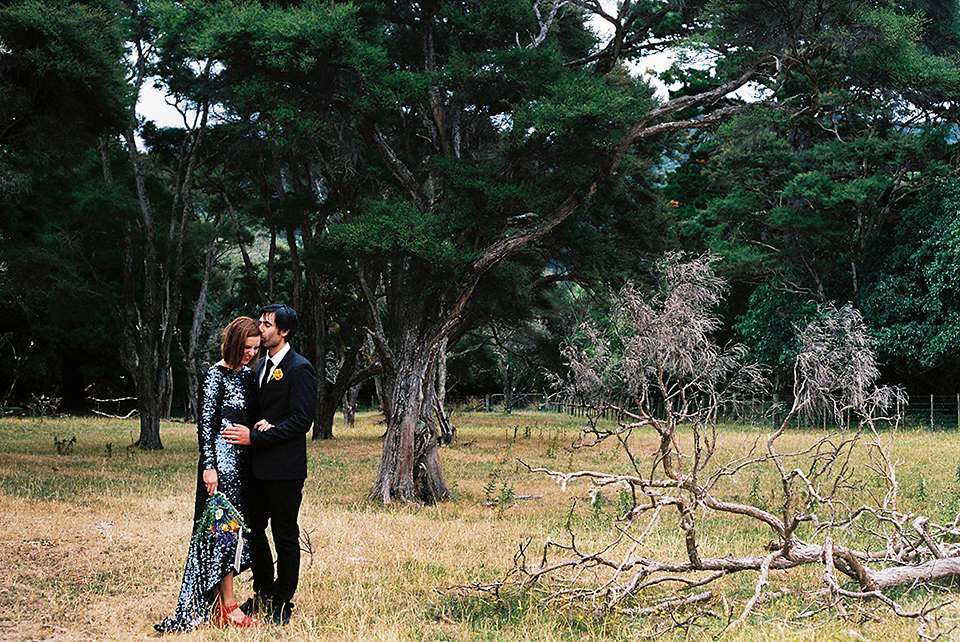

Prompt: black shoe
[
  {"left": 239, "top": 595, "right": 272, "bottom": 617},
  {"left": 271, "top": 601, "right": 293, "bottom": 625},
  {"left": 239, "top": 597, "right": 256, "bottom": 617}
]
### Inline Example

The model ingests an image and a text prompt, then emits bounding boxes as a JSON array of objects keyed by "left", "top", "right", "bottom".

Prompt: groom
[{"left": 224, "top": 303, "right": 317, "bottom": 625}]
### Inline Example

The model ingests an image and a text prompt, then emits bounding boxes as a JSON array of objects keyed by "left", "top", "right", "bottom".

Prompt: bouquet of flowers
[{"left": 193, "top": 492, "right": 248, "bottom": 572}]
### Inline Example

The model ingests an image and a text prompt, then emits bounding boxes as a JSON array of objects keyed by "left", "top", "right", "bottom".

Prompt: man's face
[{"left": 258, "top": 312, "right": 288, "bottom": 353}]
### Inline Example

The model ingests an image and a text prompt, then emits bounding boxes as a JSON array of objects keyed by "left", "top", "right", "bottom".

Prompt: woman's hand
[
  {"left": 203, "top": 468, "right": 218, "bottom": 495},
  {"left": 254, "top": 419, "right": 274, "bottom": 432}
]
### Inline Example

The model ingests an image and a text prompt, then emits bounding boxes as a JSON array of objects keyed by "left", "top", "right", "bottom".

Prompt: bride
[{"left": 156, "top": 316, "right": 262, "bottom": 632}]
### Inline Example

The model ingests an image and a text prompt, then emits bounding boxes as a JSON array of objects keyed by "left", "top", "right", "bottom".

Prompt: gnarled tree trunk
[{"left": 368, "top": 327, "right": 450, "bottom": 504}]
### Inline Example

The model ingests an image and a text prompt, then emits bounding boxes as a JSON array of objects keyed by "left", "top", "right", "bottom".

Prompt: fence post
[{"left": 930, "top": 394, "right": 934, "bottom": 430}]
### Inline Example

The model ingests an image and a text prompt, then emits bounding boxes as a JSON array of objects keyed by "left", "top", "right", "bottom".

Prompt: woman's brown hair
[{"left": 221, "top": 316, "right": 260, "bottom": 369}]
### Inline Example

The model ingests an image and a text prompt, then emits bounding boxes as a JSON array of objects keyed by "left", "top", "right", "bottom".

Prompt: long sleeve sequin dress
[{"left": 156, "top": 364, "right": 258, "bottom": 633}]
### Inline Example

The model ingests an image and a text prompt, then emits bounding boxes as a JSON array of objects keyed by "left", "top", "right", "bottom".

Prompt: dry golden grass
[{"left": 1, "top": 412, "right": 959, "bottom": 641}]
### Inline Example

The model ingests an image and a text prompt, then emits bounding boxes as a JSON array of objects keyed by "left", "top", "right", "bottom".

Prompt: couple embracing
[{"left": 156, "top": 304, "right": 318, "bottom": 633}]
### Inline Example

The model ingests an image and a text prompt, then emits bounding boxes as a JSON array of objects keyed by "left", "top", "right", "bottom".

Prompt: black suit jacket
[{"left": 249, "top": 346, "right": 318, "bottom": 480}]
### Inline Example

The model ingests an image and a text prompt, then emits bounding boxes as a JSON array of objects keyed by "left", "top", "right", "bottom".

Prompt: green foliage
[
  {"left": 0, "top": 0, "right": 129, "bottom": 134},
  {"left": 512, "top": 70, "right": 655, "bottom": 159},
  {"left": 483, "top": 472, "right": 515, "bottom": 516},
  {"left": 734, "top": 286, "right": 819, "bottom": 385},
  {"left": 329, "top": 198, "right": 472, "bottom": 269},
  {"left": 152, "top": 0, "right": 385, "bottom": 143},
  {"left": 7, "top": 0, "right": 960, "bottom": 417},
  {"left": 664, "top": 0, "right": 960, "bottom": 394},
  {"left": 0, "top": 144, "right": 146, "bottom": 407},
  {"left": 859, "top": 181, "right": 960, "bottom": 391},
  {"left": 0, "top": 0, "right": 129, "bottom": 201}
]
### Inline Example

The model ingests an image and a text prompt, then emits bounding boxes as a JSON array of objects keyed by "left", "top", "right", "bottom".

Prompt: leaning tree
[
  {"left": 333, "top": 0, "right": 769, "bottom": 504},
  {"left": 350, "top": 0, "right": 954, "bottom": 505}
]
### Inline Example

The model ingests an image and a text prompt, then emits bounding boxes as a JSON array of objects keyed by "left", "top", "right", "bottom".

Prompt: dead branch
[
  {"left": 454, "top": 256, "right": 956, "bottom": 636},
  {"left": 624, "top": 590, "right": 713, "bottom": 616},
  {"left": 85, "top": 384, "right": 138, "bottom": 419},
  {"left": 723, "top": 551, "right": 779, "bottom": 635},
  {"left": 299, "top": 527, "right": 316, "bottom": 568}
]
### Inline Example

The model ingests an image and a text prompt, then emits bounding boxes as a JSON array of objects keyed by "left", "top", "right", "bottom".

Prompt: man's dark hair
[{"left": 261, "top": 303, "right": 299, "bottom": 339}]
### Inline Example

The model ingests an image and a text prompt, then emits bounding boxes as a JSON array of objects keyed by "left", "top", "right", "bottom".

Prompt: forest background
[{"left": 3, "top": 0, "right": 960, "bottom": 501}]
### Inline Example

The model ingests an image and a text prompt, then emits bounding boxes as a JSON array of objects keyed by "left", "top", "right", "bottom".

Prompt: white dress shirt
[{"left": 260, "top": 343, "right": 291, "bottom": 387}]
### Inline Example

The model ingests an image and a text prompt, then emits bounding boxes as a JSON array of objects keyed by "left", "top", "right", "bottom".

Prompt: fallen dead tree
[{"left": 450, "top": 254, "right": 960, "bottom": 637}]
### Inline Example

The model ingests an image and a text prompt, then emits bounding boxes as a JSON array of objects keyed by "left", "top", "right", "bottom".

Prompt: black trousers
[{"left": 247, "top": 477, "right": 304, "bottom": 605}]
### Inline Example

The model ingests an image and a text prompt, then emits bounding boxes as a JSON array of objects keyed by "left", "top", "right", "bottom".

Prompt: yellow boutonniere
[{"left": 272, "top": 368, "right": 283, "bottom": 381}]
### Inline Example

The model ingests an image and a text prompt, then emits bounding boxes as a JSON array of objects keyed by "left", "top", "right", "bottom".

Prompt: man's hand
[{"left": 223, "top": 423, "right": 252, "bottom": 446}]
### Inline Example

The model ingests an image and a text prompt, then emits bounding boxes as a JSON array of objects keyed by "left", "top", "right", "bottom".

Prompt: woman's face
[{"left": 242, "top": 335, "right": 261, "bottom": 366}]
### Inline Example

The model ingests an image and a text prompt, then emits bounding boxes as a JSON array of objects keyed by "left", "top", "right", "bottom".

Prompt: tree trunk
[
  {"left": 368, "top": 336, "right": 450, "bottom": 504},
  {"left": 134, "top": 340, "right": 164, "bottom": 449},
  {"left": 0, "top": 339, "right": 27, "bottom": 408},
  {"left": 311, "top": 335, "right": 348, "bottom": 440},
  {"left": 313, "top": 355, "right": 377, "bottom": 439},
  {"left": 313, "top": 345, "right": 379, "bottom": 439},
  {"left": 374, "top": 373, "right": 388, "bottom": 418},
  {"left": 304, "top": 273, "right": 332, "bottom": 440},
  {"left": 313, "top": 391, "right": 338, "bottom": 440},
  {"left": 136, "top": 398, "right": 164, "bottom": 449},
  {"left": 503, "top": 375, "right": 514, "bottom": 414},
  {"left": 161, "top": 366, "right": 173, "bottom": 420},
  {"left": 181, "top": 234, "right": 218, "bottom": 423},
  {"left": 223, "top": 193, "right": 267, "bottom": 306},
  {"left": 343, "top": 385, "right": 360, "bottom": 429}
]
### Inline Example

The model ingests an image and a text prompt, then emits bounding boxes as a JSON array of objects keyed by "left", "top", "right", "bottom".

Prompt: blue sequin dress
[{"left": 156, "top": 364, "right": 258, "bottom": 633}]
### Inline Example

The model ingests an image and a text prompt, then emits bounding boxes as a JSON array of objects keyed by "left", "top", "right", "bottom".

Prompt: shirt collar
[{"left": 268, "top": 342, "right": 291, "bottom": 366}]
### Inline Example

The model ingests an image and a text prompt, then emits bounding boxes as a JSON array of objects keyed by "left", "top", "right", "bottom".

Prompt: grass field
[{"left": 1, "top": 411, "right": 959, "bottom": 641}]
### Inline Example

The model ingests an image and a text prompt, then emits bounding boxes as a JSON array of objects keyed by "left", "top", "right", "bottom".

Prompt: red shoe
[{"left": 215, "top": 602, "right": 260, "bottom": 628}]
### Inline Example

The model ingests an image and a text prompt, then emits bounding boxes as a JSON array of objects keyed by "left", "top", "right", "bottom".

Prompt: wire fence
[{"left": 472, "top": 393, "right": 960, "bottom": 431}]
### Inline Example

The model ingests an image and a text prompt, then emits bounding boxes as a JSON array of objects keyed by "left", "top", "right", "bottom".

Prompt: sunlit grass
[{"left": 1, "top": 412, "right": 959, "bottom": 640}]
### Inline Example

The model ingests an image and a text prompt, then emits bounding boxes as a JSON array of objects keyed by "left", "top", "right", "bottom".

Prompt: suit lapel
[
  {"left": 261, "top": 349, "right": 294, "bottom": 389},
  {"left": 275, "top": 349, "right": 294, "bottom": 373}
]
